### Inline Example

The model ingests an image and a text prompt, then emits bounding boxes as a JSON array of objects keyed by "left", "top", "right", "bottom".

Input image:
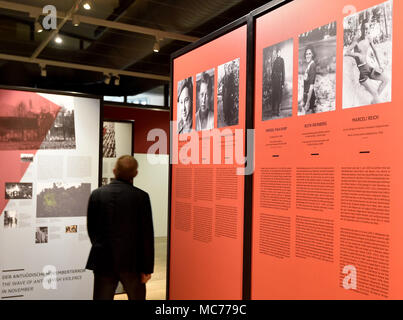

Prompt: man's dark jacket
[{"left": 86, "top": 179, "right": 154, "bottom": 274}]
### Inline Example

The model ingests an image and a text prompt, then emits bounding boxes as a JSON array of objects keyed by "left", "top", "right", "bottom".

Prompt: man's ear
[
  {"left": 133, "top": 170, "right": 138, "bottom": 179},
  {"left": 113, "top": 168, "right": 117, "bottom": 177}
]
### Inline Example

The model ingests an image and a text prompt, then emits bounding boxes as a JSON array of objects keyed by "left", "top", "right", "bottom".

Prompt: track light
[
  {"left": 104, "top": 73, "right": 111, "bottom": 85},
  {"left": 114, "top": 75, "right": 120, "bottom": 86},
  {"left": 55, "top": 36, "right": 63, "bottom": 44},
  {"left": 35, "top": 20, "right": 43, "bottom": 33},
  {"left": 72, "top": 14, "right": 80, "bottom": 27},
  {"left": 83, "top": 1, "right": 92, "bottom": 10},
  {"left": 40, "top": 64, "right": 46, "bottom": 77},
  {"left": 153, "top": 40, "right": 160, "bottom": 53}
]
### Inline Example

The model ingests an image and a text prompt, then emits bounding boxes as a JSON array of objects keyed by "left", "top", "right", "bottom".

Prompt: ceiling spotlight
[
  {"left": 55, "top": 36, "right": 63, "bottom": 44},
  {"left": 104, "top": 74, "right": 111, "bottom": 85},
  {"left": 72, "top": 15, "right": 80, "bottom": 27},
  {"left": 40, "top": 65, "right": 47, "bottom": 77},
  {"left": 153, "top": 40, "right": 160, "bottom": 53},
  {"left": 114, "top": 75, "right": 120, "bottom": 86},
  {"left": 83, "top": 1, "right": 92, "bottom": 10},
  {"left": 35, "top": 20, "right": 43, "bottom": 33}
]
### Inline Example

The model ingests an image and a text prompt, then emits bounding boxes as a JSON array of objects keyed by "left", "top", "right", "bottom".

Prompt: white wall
[{"left": 133, "top": 153, "right": 169, "bottom": 237}]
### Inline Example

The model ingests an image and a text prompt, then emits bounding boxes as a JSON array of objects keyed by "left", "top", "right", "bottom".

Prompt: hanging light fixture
[
  {"left": 114, "top": 75, "right": 120, "bottom": 86},
  {"left": 72, "top": 14, "right": 80, "bottom": 27},
  {"left": 40, "top": 64, "right": 47, "bottom": 77},
  {"left": 153, "top": 40, "right": 160, "bottom": 53},
  {"left": 35, "top": 20, "right": 43, "bottom": 33},
  {"left": 104, "top": 73, "right": 111, "bottom": 85}
]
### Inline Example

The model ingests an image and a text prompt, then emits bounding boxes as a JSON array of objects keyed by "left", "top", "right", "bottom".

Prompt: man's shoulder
[{"left": 132, "top": 185, "right": 149, "bottom": 198}]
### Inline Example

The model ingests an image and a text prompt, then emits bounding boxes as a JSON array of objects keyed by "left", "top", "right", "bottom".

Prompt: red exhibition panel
[
  {"left": 170, "top": 26, "right": 247, "bottom": 299},
  {"left": 252, "top": 0, "right": 402, "bottom": 299}
]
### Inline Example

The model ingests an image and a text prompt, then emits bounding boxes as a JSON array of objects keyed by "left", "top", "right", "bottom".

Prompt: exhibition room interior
[
  {"left": 1, "top": 0, "right": 401, "bottom": 301},
  {"left": 0, "top": 0, "right": 274, "bottom": 300}
]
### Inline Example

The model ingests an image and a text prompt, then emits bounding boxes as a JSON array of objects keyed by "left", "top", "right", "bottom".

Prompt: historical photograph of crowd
[
  {"left": 298, "top": 22, "right": 337, "bottom": 116},
  {"left": 177, "top": 77, "right": 193, "bottom": 134},
  {"left": 217, "top": 58, "right": 240, "bottom": 128},
  {"left": 40, "top": 105, "right": 76, "bottom": 149},
  {"left": 196, "top": 68, "right": 215, "bottom": 131},
  {"left": 262, "top": 39, "right": 293, "bottom": 121},
  {"left": 36, "top": 182, "right": 91, "bottom": 217},
  {"left": 35, "top": 226, "right": 48, "bottom": 244},
  {"left": 103, "top": 122, "right": 116, "bottom": 158},
  {"left": 343, "top": 0, "right": 392, "bottom": 109},
  {"left": 5, "top": 182, "right": 32, "bottom": 199},
  {"left": 3, "top": 210, "right": 18, "bottom": 228},
  {"left": 0, "top": 92, "right": 76, "bottom": 150}
]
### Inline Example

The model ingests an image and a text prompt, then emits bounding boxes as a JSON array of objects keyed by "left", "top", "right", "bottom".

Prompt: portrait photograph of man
[{"left": 262, "top": 38, "right": 293, "bottom": 121}]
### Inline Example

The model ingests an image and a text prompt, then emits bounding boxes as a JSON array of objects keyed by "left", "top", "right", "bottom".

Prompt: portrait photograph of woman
[
  {"left": 298, "top": 22, "right": 337, "bottom": 116},
  {"left": 177, "top": 77, "right": 194, "bottom": 134}
]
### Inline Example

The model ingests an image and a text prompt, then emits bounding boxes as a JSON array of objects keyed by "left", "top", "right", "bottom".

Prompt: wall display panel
[
  {"left": 102, "top": 120, "right": 133, "bottom": 185},
  {"left": 0, "top": 88, "right": 100, "bottom": 299},
  {"left": 252, "top": 0, "right": 401, "bottom": 299},
  {"left": 170, "top": 25, "right": 247, "bottom": 299}
]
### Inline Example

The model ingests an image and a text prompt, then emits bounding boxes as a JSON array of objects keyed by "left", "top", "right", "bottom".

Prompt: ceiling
[{"left": 0, "top": 0, "right": 274, "bottom": 99}]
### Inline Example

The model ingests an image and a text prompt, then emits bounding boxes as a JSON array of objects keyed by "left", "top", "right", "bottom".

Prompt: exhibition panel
[
  {"left": 252, "top": 0, "right": 400, "bottom": 299},
  {"left": 169, "top": 23, "right": 248, "bottom": 299},
  {"left": 0, "top": 87, "right": 101, "bottom": 299}
]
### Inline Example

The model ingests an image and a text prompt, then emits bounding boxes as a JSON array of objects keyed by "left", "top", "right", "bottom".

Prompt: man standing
[
  {"left": 222, "top": 63, "right": 236, "bottom": 126},
  {"left": 271, "top": 47, "right": 285, "bottom": 117},
  {"left": 86, "top": 155, "right": 154, "bottom": 300}
]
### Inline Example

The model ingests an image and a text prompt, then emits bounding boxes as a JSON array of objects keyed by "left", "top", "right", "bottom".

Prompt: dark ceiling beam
[{"left": 93, "top": 0, "right": 136, "bottom": 39}]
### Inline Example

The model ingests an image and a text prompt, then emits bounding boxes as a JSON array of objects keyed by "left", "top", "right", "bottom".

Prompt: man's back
[{"left": 86, "top": 179, "right": 154, "bottom": 275}]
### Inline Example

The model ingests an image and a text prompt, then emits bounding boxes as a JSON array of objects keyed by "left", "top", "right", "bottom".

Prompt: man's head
[
  {"left": 199, "top": 72, "right": 211, "bottom": 114},
  {"left": 113, "top": 155, "right": 138, "bottom": 183},
  {"left": 273, "top": 47, "right": 278, "bottom": 59}
]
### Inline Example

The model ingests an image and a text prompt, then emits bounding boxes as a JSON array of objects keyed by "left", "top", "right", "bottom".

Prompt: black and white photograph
[
  {"left": 298, "top": 22, "right": 337, "bottom": 116},
  {"left": 196, "top": 68, "right": 215, "bottom": 131},
  {"left": 0, "top": 91, "right": 76, "bottom": 150},
  {"left": 4, "top": 210, "right": 18, "bottom": 228},
  {"left": 262, "top": 39, "right": 293, "bottom": 120},
  {"left": 177, "top": 77, "right": 193, "bottom": 134},
  {"left": 103, "top": 121, "right": 116, "bottom": 158},
  {"left": 217, "top": 58, "right": 240, "bottom": 128},
  {"left": 35, "top": 226, "right": 48, "bottom": 244},
  {"left": 66, "top": 225, "right": 77, "bottom": 233},
  {"left": 343, "top": 0, "right": 393, "bottom": 109},
  {"left": 5, "top": 182, "right": 32, "bottom": 199},
  {"left": 36, "top": 182, "right": 91, "bottom": 217},
  {"left": 40, "top": 105, "right": 76, "bottom": 149},
  {"left": 20, "top": 153, "right": 34, "bottom": 162}
]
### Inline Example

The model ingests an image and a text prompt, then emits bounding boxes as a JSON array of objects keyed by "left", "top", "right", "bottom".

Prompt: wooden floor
[{"left": 114, "top": 236, "right": 167, "bottom": 300}]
